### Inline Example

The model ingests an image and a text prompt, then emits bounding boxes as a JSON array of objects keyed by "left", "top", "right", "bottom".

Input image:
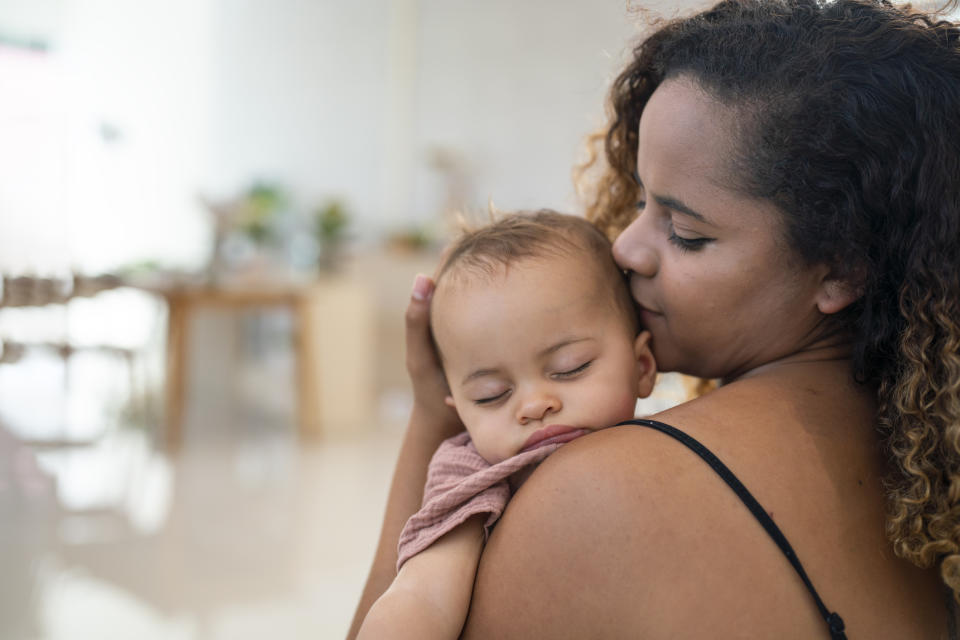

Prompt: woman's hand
[{"left": 405, "top": 274, "right": 462, "bottom": 434}]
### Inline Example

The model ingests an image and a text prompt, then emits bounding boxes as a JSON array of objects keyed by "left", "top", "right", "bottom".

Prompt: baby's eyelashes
[
  {"left": 464, "top": 357, "right": 595, "bottom": 406},
  {"left": 552, "top": 360, "right": 593, "bottom": 379},
  {"left": 473, "top": 389, "right": 510, "bottom": 406}
]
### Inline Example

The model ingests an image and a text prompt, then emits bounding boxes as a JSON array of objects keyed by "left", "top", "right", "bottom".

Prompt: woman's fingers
[
  {"left": 404, "top": 274, "right": 454, "bottom": 411},
  {"left": 405, "top": 274, "right": 439, "bottom": 377}
]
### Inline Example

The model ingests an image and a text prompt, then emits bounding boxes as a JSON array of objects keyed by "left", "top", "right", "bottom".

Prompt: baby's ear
[
  {"left": 444, "top": 395, "right": 457, "bottom": 409},
  {"left": 634, "top": 330, "right": 657, "bottom": 399}
]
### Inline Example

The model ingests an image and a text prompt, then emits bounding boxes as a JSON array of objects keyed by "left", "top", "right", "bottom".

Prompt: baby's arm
[{"left": 357, "top": 515, "right": 484, "bottom": 640}]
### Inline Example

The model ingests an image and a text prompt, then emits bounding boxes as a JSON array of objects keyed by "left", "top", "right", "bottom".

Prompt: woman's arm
[
  {"left": 347, "top": 276, "right": 463, "bottom": 639},
  {"left": 357, "top": 516, "right": 485, "bottom": 640}
]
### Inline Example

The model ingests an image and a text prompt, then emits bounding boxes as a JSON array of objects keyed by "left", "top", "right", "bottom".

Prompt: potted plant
[{"left": 313, "top": 199, "right": 349, "bottom": 272}]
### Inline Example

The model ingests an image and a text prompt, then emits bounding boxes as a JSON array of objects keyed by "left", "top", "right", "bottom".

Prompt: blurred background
[{"left": 0, "top": 0, "right": 698, "bottom": 638}]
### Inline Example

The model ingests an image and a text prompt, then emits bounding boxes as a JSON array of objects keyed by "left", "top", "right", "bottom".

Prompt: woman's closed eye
[
  {"left": 636, "top": 190, "right": 714, "bottom": 252},
  {"left": 668, "top": 230, "right": 712, "bottom": 252},
  {"left": 667, "top": 222, "right": 714, "bottom": 253}
]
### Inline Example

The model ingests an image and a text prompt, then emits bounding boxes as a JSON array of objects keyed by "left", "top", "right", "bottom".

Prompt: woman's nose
[
  {"left": 612, "top": 215, "right": 659, "bottom": 278},
  {"left": 516, "top": 389, "right": 561, "bottom": 425}
]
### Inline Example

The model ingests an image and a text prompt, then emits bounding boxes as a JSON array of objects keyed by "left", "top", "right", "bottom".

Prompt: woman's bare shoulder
[
  {"left": 461, "top": 423, "right": 830, "bottom": 638},
  {"left": 462, "top": 425, "right": 701, "bottom": 638},
  {"left": 462, "top": 387, "right": 948, "bottom": 638}
]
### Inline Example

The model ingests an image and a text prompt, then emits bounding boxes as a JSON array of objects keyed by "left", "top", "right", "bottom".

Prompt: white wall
[
  {"left": 63, "top": 0, "right": 216, "bottom": 272},
  {"left": 201, "top": 0, "right": 642, "bottom": 239},
  {"left": 204, "top": 0, "right": 393, "bottom": 232},
  {"left": 410, "top": 0, "right": 637, "bottom": 226},
  {"left": 0, "top": 0, "right": 215, "bottom": 273},
  {"left": 0, "top": 0, "right": 710, "bottom": 272}
]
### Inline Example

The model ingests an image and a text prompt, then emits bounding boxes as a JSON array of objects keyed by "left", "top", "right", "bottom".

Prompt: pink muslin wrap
[{"left": 396, "top": 431, "right": 562, "bottom": 571}]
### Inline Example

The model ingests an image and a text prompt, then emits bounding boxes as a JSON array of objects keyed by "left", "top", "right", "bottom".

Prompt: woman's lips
[
  {"left": 637, "top": 304, "right": 663, "bottom": 322},
  {"left": 634, "top": 299, "right": 660, "bottom": 314},
  {"left": 520, "top": 425, "right": 590, "bottom": 453}
]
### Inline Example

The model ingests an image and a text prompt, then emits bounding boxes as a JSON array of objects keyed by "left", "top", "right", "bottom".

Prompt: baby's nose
[{"left": 516, "top": 389, "right": 561, "bottom": 425}]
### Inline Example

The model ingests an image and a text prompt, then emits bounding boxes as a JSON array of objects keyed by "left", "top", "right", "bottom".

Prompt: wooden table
[{"left": 160, "top": 281, "right": 325, "bottom": 450}]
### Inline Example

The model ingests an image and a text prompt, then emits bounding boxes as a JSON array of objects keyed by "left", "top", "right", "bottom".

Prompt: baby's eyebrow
[
  {"left": 461, "top": 368, "right": 500, "bottom": 385},
  {"left": 537, "top": 337, "right": 592, "bottom": 358}
]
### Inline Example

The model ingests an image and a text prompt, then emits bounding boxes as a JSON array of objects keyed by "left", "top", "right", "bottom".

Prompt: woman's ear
[
  {"left": 633, "top": 330, "right": 657, "bottom": 399},
  {"left": 444, "top": 395, "right": 457, "bottom": 409},
  {"left": 815, "top": 267, "right": 864, "bottom": 315}
]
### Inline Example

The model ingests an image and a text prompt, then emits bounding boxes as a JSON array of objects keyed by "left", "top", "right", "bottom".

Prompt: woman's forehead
[{"left": 640, "top": 80, "right": 736, "bottom": 176}]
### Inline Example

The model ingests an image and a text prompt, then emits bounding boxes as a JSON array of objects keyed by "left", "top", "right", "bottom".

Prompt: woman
[{"left": 349, "top": 1, "right": 959, "bottom": 637}]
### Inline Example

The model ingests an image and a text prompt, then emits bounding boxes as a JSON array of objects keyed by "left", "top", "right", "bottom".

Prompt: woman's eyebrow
[
  {"left": 634, "top": 175, "right": 709, "bottom": 223},
  {"left": 654, "top": 195, "right": 708, "bottom": 223}
]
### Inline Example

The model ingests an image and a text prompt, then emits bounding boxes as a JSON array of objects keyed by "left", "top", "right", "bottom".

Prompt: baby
[{"left": 358, "top": 210, "right": 657, "bottom": 639}]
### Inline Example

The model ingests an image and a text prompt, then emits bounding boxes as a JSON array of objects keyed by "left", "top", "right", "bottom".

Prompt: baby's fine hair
[{"left": 435, "top": 210, "right": 637, "bottom": 331}]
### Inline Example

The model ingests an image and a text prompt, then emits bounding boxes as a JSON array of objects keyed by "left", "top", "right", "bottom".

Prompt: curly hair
[{"left": 580, "top": 0, "right": 960, "bottom": 600}]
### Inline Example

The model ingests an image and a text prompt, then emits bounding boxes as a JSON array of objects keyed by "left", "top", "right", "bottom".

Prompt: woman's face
[{"left": 612, "top": 77, "right": 831, "bottom": 380}]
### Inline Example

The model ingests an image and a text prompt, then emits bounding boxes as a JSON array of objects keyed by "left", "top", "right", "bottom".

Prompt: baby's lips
[{"left": 520, "top": 425, "right": 590, "bottom": 453}]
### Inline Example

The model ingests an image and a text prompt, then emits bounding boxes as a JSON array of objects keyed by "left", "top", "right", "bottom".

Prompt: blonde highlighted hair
[{"left": 578, "top": 0, "right": 960, "bottom": 600}]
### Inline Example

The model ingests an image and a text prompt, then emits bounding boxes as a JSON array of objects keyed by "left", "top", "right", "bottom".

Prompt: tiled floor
[
  {"left": 1, "top": 335, "right": 689, "bottom": 640},
  {"left": 1, "top": 417, "right": 404, "bottom": 640}
]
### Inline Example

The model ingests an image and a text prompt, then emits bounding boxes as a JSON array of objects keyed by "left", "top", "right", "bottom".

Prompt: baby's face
[{"left": 432, "top": 254, "right": 646, "bottom": 464}]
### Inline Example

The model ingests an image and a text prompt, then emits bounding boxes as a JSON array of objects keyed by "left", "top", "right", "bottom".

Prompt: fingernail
[{"left": 411, "top": 274, "right": 433, "bottom": 301}]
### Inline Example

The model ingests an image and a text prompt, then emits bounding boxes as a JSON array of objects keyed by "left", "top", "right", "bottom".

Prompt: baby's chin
[{"left": 506, "top": 423, "right": 619, "bottom": 491}]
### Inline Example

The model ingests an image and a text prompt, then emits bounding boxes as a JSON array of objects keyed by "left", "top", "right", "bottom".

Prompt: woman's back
[{"left": 463, "top": 358, "right": 948, "bottom": 638}]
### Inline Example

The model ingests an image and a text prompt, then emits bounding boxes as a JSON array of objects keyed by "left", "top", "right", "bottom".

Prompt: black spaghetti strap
[{"left": 622, "top": 418, "right": 847, "bottom": 640}]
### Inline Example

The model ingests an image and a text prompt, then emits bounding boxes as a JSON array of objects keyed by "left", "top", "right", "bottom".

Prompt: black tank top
[{"left": 621, "top": 419, "right": 847, "bottom": 640}]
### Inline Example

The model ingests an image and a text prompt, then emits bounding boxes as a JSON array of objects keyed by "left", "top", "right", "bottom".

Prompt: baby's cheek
[
  {"left": 610, "top": 384, "right": 640, "bottom": 422},
  {"left": 467, "top": 420, "right": 508, "bottom": 464},
  {"left": 587, "top": 389, "right": 635, "bottom": 428},
  {"left": 611, "top": 397, "right": 637, "bottom": 423}
]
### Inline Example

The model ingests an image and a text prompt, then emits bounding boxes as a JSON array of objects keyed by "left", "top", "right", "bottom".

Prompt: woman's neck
[{"left": 722, "top": 339, "right": 854, "bottom": 386}]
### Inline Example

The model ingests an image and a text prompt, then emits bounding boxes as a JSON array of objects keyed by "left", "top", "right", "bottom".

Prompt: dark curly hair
[{"left": 580, "top": 0, "right": 960, "bottom": 601}]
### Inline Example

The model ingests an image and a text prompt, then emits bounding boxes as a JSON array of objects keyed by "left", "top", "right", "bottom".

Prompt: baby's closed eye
[{"left": 552, "top": 361, "right": 593, "bottom": 379}]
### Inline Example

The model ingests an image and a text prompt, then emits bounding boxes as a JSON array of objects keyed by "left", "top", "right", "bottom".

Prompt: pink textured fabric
[{"left": 396, "top": 431, "right": 562, "bottom": 571}]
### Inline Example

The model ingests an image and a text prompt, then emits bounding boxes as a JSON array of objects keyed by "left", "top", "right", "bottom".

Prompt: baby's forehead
[
  {"left": 435, "top": 262, "right": 592, "bottom": 322},
  {"left": 432, "top": 252, "right": 628, "bottom": 329},
  {"left": 437, "top": 247, "right": 604, "bottom": 288}
]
